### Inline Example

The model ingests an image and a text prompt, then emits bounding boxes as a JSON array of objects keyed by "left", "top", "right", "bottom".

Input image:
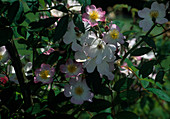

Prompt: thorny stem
[
  {"left": 5, "top": 39, "right": 32, "bottom": 110},
  {"left": 120, "top": 23, "right": 157, "bottom": 65}
]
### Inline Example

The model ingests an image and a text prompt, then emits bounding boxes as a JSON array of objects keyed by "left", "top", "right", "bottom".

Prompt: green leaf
[
  {"left": 17, "top": 26, "right": 27, "bottom": 38},
  {"left": 155, "top": 71, "right": 165, "bottom": 84},
  {"left": 113, "top": 78, "right": 134, "bottom": 92},
  {"left": 53, "top": 15, "right": 69, "bottom": 42},
  {"left": 0, "top": 27, "right": 13, "bottom": 46},
  {"left": 29, "top": 17, "right": 59, "bottom": 29},
  {"left": 78, "top": 0, "right": 91, "bottom": 6},
  {"left": 86, "top": 69, "right": 103, "bottom": 94},
  {"left": 115, "top": 111, "right": 139, "bottom": 119},
  {"left": 142, "top": 36, "right": 156, "bottom": 49},
  {"left": 7, "top": 1, "right": 19, "bottom": 23},
  {"left": 83, "top": 98, "right": 111, "bottom": 112},
  {"left": 123, "top": 30, "right": 137, "bottom": 36},
  {"left": 73, "top": 14, "right": 85, "bottom": 33},
  {"left": 146, "top": 88, "right": 170, "bottom": 102},
  {"left": 131, "top": 47, "right": 152, "bottom": 56},
  {"left": 26, "top": 103, "right": 47, "bottom": 115},
  {"left": 92, "top": 113, "right": 112, "bottom": 119},
  {"left": 140, "top": 96, "right": 147, "bottom": 109},
  {"left": 139, "top": 60, "right": 156, "bottom": 78},
  {"left": 47, "top": 51, "right": 59, "bottom": 65},
  {"left": 51, "top": 5, "right": 68, "bottom": 13},
  {"left": 98, "top": 85, "right": 112, "bottom": 96},
  {"left": 14, "top": 1, "right": 24, "bottom": 24},
  {"left": 119, "top": 90, "right": 139, "bottom": 102},
  {"left": 44, "top": 0, "right": 51, "bottom": 6},
  {"left": 141, "top": 80, "right": 149, "bottom": 88},
  {"left": 26, "top": 0, "right": 39, "bottom": 13}
]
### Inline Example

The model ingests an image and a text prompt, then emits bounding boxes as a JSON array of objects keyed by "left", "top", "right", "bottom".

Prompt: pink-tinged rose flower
[
  {"left": 82, "top": 5, "right": 105, "bottom": 27},
  {"left": 138, "top": 2, "right": 168, "bottom": 31},
  {"left": 103, "top": 24, "right": 124, "bottom": 45},
  {"left": 34, "top": 63, "right": 55, "bottom": 84},
  {"left": 64, "top": 77, "right": 93, "bottom": 104},
  {"left": 60, "top": 59, "right": 83, "bottom": 78},
  {"left": 0, "top": 46, "right": 10, "bottom": 64},
  {"left": 83, "top": 37, "right": 116, "bottom": 64},
  {"left": 0, "top": 74, "right": 8, "bottom": 85},
  {"left": 43, "top": 48, "right": 55, "bottom": 55}
]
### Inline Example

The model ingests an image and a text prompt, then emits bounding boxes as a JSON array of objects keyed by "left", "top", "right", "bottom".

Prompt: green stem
[
  {"left": 120, "top": 23, "right": 156, "bottom": 64},
  {"left": 5, "top": 39, "right": 32, "bottom": 110}
]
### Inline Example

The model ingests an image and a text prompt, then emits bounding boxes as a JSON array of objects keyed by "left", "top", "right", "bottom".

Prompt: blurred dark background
[{"left": 91, "top": 0, "right": 169, "bottom": 20}]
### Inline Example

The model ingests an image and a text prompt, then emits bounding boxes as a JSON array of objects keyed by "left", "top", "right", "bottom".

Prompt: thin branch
[
  {"left": 120, "top": 23, "right": 157, "bottom": 64},
  {"left": 151, "top": 28, "right": 170, "bottom": 38}
]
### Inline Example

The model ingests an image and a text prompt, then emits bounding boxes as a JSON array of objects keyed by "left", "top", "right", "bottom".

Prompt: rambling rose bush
[{"left": 0, "top": 0, "right": 169, "bottom": 119}]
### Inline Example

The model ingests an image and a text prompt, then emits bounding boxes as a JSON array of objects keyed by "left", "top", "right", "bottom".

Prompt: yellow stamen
[
  {"left": 67, "top": 64, "right": 77, "bottom": 73},
  {"left": 110, "top": 29, "right": 119, "bottom": 40},
  {"left": 75, "top": 86, "right": 84, "bottom": 95},
  {"left": 89, "top": 10, "right": 99, "bottom": 20},
  {"left": 150, "top": 10, "right": 159, "bottom": 18},
  {"left": 39, "top": 70, "right": 50, "bottom": 79}
]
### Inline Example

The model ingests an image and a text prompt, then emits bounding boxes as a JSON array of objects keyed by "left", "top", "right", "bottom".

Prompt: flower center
[
  {"left": 97, "top": 44, "right": 103, "bottom": 50},
  {"left": 150, "top": 10, "right": 159, "bottom": 18},
  {"left": 110, "top": 29, "right": 119, "bottom": 40},
  {"left": 75, "top": 86, "right": 84, "bottom": 95},
  {"left": 76, "top": 32, "right": 82, "bottom": 38},
  {"left": 39, "top": 70, "right": 50, "bottom": 79},
  {"left": 89, "top": 10, "right": 99, "bottom": 20},
  {"left": 67, "top": 64, "right": 77, "bottom": 73}
]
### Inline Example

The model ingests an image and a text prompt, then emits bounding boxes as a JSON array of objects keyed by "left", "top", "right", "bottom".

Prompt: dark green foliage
[
  {"left": 139, "top": 60, "right": 156, "bottom": 78},
  {"left": 92, "top": 113, "right": 112, "bottom": 119},
  {"left": 85, "top": 69, "right": 111, "bottom": 95},
  {"left": 26, "top": 0, "right": 39, "bottom": 13},
  {"left": 17, "top": 26, "right": 27, "bottom": 38},
  {"left": 78, "top": 0, "right": 91, "bottom": 6},
  {"left": 113, "top": 78, "right": 134, "bottom": 92},
  {"left": 29, "top": 17, "right": 59, "bottom": 30},
  {"left": 118, "top": 90, "right": 139, "bottom": 102},
  {"left": 53, "top": 15, "right": 69, "bottom": 42},
  {"left": 0, "top": 17, "right": 10, "bottom": 27},
  {"left": 115, "top": 111, "right": 139, "bottom": 119},
  {"left": 82, "top": 98, "right": 111, "bottom": 112},
  {"left": 7, "top": 1, "right": 20, "bottom": 23},
  {"left": 146, "top": 88, "right": 170, "bottom": 102},
  {"left": 51, "top": 5, "right": 68, "bottom": 13},
  {"left": 0, "top": 27, "right": 13, "bottom": 46},
  {"left": 142, "top": 36, "right": 156, "bottom": 49},
  {"left": 73, "top": 14, "right": 85, "bottom": 33},
  {"left": 155, "top": 71, "right": 165, "bottom": 84},
  {"left": 123, "top": 30, "right": 137, "bottom": 36},
  {"left": 131, "top": 47, "right": 152, "bottom": 56}
]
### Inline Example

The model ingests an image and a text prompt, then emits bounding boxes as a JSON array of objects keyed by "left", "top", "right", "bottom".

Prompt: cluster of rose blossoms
[
  {"left": 60, "top": 4, "right": 124, "bottom": 104},
  {"left": 0, "top": 1, "right": 168, "bottom": 105}
]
